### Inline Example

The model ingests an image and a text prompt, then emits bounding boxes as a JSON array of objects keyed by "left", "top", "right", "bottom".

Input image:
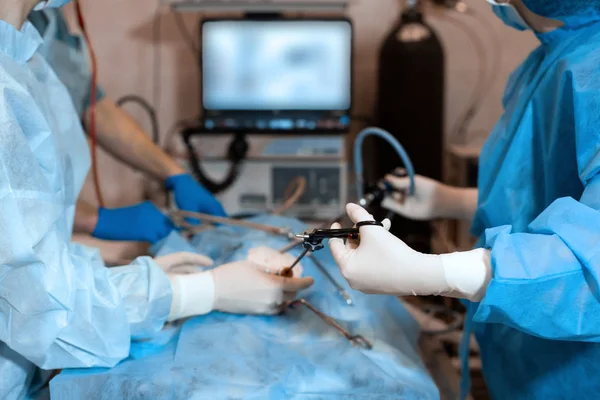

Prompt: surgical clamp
[
  {"left": 279, "top": 220, "right": 384, "bottom": 278},
  {"left": 278, "top": 240, "right": 353, "bottom": 305}
]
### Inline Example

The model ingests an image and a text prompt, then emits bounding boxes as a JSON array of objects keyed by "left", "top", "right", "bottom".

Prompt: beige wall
[{"left": 72, "top": 0, "right": 538, "bottom": 206}]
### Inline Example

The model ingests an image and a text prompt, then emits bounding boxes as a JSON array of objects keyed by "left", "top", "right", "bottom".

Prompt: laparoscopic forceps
[
  {"left": 170, "top": 209, "right": 358, "bottom": 305},
  {"left": 279, "top": 220, "right": 384, "bottom": 279},
  {"left": 278, "top": 240, "right": 354, "bottom": 306}
]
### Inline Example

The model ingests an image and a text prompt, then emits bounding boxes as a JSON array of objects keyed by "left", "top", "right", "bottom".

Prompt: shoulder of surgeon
[
  {"left": 0, "top": 53, "right": 41, "bottom": 120},
  {"left": 0, "top": 53, "right": 76, "bottom": 155},
  {"left": 553, "top": 28, "right": 600, "bottom": 92},
  {"left": 502, "top": 27, "right": 600, "bottom": 107},
  {"left": 549, "top": 23, "right": 600, "bottom": 91}
]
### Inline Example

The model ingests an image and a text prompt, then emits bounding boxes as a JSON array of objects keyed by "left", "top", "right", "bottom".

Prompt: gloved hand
[
  {"left": 167, "top": 260, "right": 314, "bottom": 321},
  {"left": 154, "top": 252, "right": 214, "bottom": 275},
  {"left": 329, "top": 203, "right": 492, "bottom": 301},
  {"left": 166, "top": 173, "right": 226, "bottom": 218},
  {"left": 247, "top": 246, "right": 304, "bottom": 277},
  {"left": 93, "top": 201, "right": 176, "bottom": 243},
  {"left": 212, "top": 261, "right": 314, "bottom": 315},
  {"left": 381, "top": 173, "right": 477, "bottom": 221}
]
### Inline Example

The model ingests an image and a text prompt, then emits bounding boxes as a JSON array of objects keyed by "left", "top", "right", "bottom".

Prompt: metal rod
[
  {"left": 279, "top": 240, "right": 354, "bottom": 306},
  {"left": 308, "top": 254, "right": 353, "bottom": 306},
  {"left": 176, "top": 219, "right": 214, "bottom": 235},
  {"left": 171, "top": 210, "right": 293, "bottom": 238},
  {"left": 286, "top": 299, "right": 371, "bottom": 349},
  {"left": 289, "top": 248, "right": 309, "bottom": 271},
  {"left": 279, "top": 239, "right": 303, "bottom": 254}
]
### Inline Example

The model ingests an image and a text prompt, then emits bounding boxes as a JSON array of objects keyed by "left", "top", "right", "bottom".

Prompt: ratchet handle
[
  {"left": 355, "top": 220, "right": 384, "bottom": 229},
  {"left": 297, "top": 221, "right": 384, "bottom": 245},
  {"left": 310, "top": 228, "right": 360, "bottom": 241}
]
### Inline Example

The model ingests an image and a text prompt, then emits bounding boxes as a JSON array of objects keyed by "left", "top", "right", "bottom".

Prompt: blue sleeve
[
  {"left": 109, "top": 256, "right": 173, "bottom": 339},
  {"left": 0, "top": 99, "right": 171, "bottom": 371},
  {"left": 473, "top": 60, "right": 600, "bottom": 342},
  {"left": 0, "top": 196, "right": 172, "bottom": 370}
]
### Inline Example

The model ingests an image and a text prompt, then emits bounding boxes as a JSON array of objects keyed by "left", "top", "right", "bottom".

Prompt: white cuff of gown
[
  {"left": 167, "top": 271, "right": 215, "bottom": 321},
  {"left": 441, "top": 248, "right": 492, "bottom": 302}
]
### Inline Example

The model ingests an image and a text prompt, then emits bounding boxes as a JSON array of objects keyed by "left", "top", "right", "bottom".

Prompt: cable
[
  {"left": 116, "top": 95, "right": 160, "bottom": 145},
  {"left": 163, "top": 117, "right": 201, "bottom": 159},
  {"left": 183, "top": 132, "right": 248, "bottom": 194},
  {"left": 272, "top": 176, "right": 307, "bottom": 215},
  {"left": 75, "top": 0, "right": 104, "bottom": 208},
  {"left": 354, "top": 127, "right": 416, "bottom": 200}
]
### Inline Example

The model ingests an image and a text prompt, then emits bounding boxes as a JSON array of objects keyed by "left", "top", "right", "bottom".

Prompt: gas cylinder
[{"left": 372, "top": 0, "right": 445, "bottom": 252}]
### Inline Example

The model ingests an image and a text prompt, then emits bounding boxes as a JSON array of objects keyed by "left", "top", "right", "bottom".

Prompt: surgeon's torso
[
  {"left": 473, "top": 30, "right": 597, "bottom": 236},
  {"left": 12, "top": 54, "right": 89, "bottom": 230},
  {"left": 0, "top": 23, "right": 90, "bottom": 399},
  {"left": 470, "top": 23, "right": 600, "bottom": 399}
]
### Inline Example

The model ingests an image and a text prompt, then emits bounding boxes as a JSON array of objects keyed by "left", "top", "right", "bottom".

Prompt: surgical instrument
[
  {"left": 354, "top": 127, "right": 416, "bottom": 200},
  {"left": 170, "top": 210, "right": 295, "bottom": 239},
  {"left": 279, "top": 221, "right": 384, "bottom": 277},
  {"left": 359, "top": 168, "right": 408, "bottom": 208},
  {"left": 279, "top": 239, "right": 303, "bottom": 254},
  {"left": 286, "top": 299, "right": 372, "bottom": 350},
  {"left": 275, "top": 168, "right": 407, "bottom": 256},
  {"left": 296, "top": 221, "right": 384, "bottom": 250},
  {"left": 277, "top": 240, "right": 354, "bottom": 305},
  {"left": 309, "top": 254, "right": 353, "bottom": 306}
]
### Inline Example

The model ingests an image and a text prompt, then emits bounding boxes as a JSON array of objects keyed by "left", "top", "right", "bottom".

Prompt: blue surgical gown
[
  {"left": 0, "top": 21, "right": 172, "bottom": 400},
  {"left": 463, "top": 22, "right": 600, "bottom": 399}
]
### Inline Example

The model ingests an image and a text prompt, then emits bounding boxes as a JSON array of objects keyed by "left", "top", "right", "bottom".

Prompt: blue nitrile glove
[
  {"left": 165, "top": 174, "right": 227, "bottom": 219},
  {"left": 93, "top": 201, "right": 176, "bottom": 243}
]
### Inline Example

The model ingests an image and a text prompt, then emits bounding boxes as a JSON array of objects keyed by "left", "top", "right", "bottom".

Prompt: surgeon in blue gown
[
  {"left": 0, "top": 2, "right": 313, "bottom": 399},
  {"left": 26, "top": 7, "right": 226, "bottom": 245},
  {"left": 330, "top": 1, "right": 600, "bottom": 399}
]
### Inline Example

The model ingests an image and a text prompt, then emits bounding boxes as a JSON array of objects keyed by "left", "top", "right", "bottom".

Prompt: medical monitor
[{"left": 201, "top": 18, "right": 353, "bottom": 133}]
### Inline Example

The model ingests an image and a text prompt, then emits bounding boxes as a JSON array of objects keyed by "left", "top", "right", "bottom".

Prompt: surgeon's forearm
[
  {"left": 85, "top": 98, "right": 185, "bottom": 182},
  {"left": 73, "top": 199, "right": 99, "bottom": 235},
  {"left": 447, "top": 187, "right": 479, "bottom": 222}
]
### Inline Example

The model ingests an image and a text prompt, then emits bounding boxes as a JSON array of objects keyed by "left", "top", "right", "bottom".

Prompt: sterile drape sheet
[{"left": 51, "top": 215, "right": 438, "bottom": 399}]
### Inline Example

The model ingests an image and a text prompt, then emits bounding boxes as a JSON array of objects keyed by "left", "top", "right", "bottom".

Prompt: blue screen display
[{"left": 202, "top": 20, "right": 352, "bottom": 111}]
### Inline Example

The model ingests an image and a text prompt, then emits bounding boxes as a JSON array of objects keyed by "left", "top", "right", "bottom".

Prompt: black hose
[
  {"left": 182, "top": 132, "right": 248, "bottom": 194},
  {"left": 116, "top": 95, "right": 160, "bottom": 145}
]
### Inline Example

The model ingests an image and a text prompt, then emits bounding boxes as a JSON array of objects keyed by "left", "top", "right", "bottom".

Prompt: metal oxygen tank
[{"left": 372, "top": 0, "right": 444, "bottom": 253}]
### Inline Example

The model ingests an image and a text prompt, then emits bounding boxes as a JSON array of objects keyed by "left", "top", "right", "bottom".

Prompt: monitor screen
[{"left": 202, "top": 19, "right": 352, "bottom": 112}]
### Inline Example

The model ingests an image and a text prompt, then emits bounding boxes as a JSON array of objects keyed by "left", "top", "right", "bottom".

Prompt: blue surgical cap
[{"left": 523, "top": 0, "right": 600, "bottom": 27}]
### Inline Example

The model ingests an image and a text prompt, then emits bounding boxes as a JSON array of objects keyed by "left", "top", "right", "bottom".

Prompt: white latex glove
[
  {"left": 168, "top": 260, "right": 314, "bottom": 321},
  {"left": 154, "top": 252, "right": 214, "bottom": 275},
  {"left": 211, "top": 261, "right": 314, "bottom": 315},
  {"left": 329, "top": 203, "right": 492, "bottom": 301},
  {"left": 247, "top": 246, "right": 303, "bottom": 277},
  {"left": 381, "top": 173, "right": 478, "bottom": 221}
]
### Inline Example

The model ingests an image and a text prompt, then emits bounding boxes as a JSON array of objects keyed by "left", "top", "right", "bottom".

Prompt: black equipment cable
[{"left": 182, "top": 131, "right": 249, "bottom": 194}]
